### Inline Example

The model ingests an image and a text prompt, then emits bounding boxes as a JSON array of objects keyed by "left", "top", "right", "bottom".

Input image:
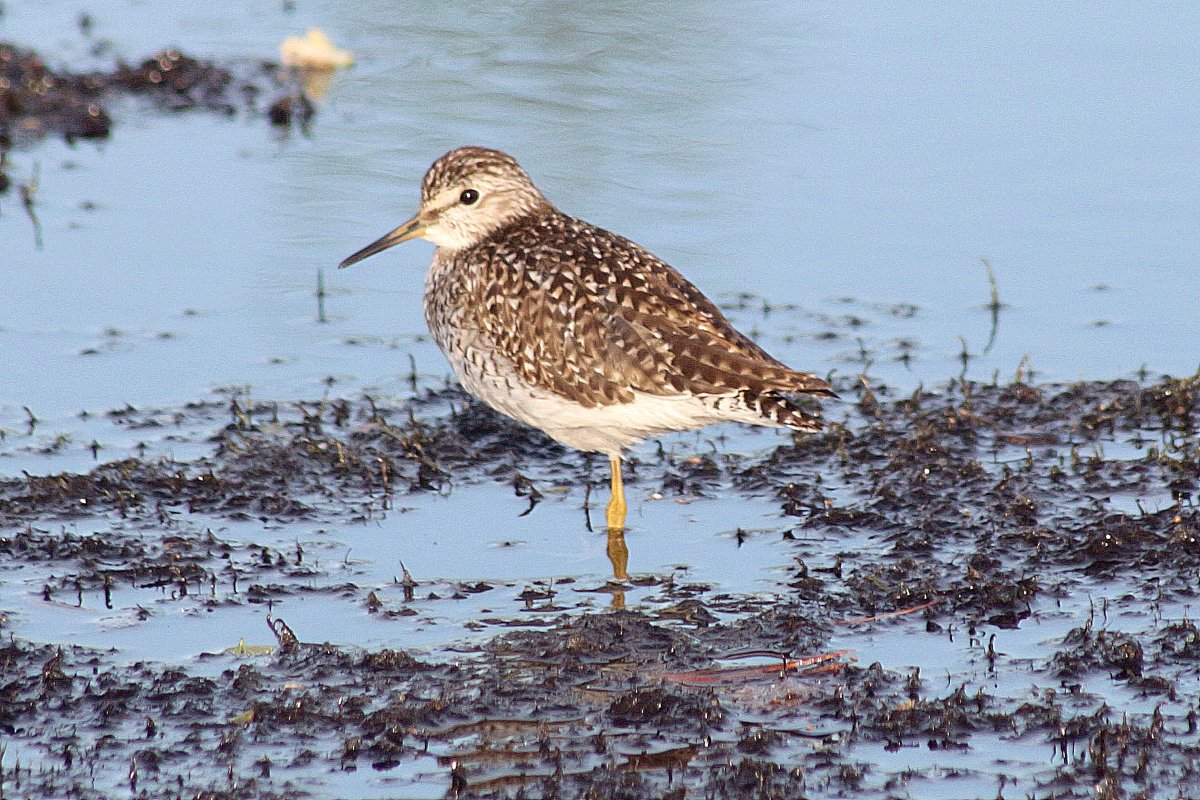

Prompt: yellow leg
[
  {"left": 604, "top": 454, "right": 629, "bottom": 581},
  {"left": 605, "top": 454, "right": 627, "bottom": 532}
]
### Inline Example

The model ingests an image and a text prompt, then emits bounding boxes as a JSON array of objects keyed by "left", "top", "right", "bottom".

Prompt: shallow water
[
  {"left": 3, "top": 2, "right": 1198, "bottom": 427},
  {"left": 2, "top": 3, "right": 1199, "bottom": 798}
]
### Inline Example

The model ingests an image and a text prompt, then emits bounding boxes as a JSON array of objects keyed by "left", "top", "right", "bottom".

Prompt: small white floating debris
[{"left": 280, "top": 28, "right": 353, "bottom": 70}]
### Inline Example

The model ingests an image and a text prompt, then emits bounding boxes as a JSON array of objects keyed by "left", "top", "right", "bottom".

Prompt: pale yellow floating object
[
  {"left": 280, "top": 28, "right": 353, "bottom": 70},
  {"left": 224, "top": 637, "right": 274, "bottom": 657}
]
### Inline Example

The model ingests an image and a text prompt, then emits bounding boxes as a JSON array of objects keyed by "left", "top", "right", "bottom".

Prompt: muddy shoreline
[{"left": 2, "top": 375, "right": 1198, "bottom": 798}]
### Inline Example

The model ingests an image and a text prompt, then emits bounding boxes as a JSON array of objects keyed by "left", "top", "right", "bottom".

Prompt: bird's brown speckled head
[{"left": 340, "top": 147, "right": 551, "bottom": 267}]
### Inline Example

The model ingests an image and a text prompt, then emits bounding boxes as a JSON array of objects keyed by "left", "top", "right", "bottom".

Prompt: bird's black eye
[{"left": 460, "top": 189, "right": 479, "bottom": 205}]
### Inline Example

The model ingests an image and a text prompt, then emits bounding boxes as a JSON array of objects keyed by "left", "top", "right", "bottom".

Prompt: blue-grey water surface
[{"left": 2, "top": 2, "right": 1197, "bottom": 429}]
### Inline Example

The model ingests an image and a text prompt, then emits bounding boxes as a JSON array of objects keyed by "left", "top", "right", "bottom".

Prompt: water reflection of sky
[{"left": 2, "top": 2, "right": 1197, "bottom": 424}]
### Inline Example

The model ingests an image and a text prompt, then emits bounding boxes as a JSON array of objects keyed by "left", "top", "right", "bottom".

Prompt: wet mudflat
[{"left": 2, "top": 374, "right": 1197, "bottom": 799}]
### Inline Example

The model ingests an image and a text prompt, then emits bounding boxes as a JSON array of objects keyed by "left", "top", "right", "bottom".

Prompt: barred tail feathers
[
  {"left": 750, "top": 391, "right": 824, "bottom": 432},
  {"left": 703, "top": 389, "right": 825, "bottom": 432}
]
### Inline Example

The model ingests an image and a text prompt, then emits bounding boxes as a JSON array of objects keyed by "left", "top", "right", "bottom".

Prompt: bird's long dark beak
[{"left": 338, "top": 212, "right": 428, "bottom": 269}]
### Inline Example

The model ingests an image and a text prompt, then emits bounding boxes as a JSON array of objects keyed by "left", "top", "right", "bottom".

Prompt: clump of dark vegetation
[
  {"left": 1, "top": 43, "right": 113, "bottom": 143},
  {"left": 0, "top": 42, "right": 289, "bottom": 151}
]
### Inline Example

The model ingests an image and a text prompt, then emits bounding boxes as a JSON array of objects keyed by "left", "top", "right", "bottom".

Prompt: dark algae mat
[{"left": 2, "top": 374, "right": 1197, "bottom": 798}]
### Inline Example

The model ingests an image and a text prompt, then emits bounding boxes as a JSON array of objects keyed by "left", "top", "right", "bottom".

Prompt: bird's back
[{"left": 424, "top": 209, "right": 832, "bottom": 426}]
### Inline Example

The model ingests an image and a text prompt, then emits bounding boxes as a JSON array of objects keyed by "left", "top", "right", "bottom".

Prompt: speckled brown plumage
[
  {"left": 429, "top": 210, "right": 830, "bottom": 407},
  {"left": 343, "top": 146, "right": 833, "bottom": 458}
]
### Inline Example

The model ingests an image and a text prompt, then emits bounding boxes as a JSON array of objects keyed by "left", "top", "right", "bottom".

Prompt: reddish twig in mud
[
  {"left": 836, "top": 597, "right": 942, "bottom": 625},
  {"left": 663, "top": 649, "right": 852, "bottom": 686}
]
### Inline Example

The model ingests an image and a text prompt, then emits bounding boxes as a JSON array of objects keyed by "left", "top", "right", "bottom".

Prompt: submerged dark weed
[{"left": 1, "top": 375, "right": 1197, "bottom": 798}]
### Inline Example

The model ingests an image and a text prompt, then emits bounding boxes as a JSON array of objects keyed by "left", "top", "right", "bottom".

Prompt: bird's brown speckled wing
[{"left": 472, "top": 213, "right": 833, "bottom": 410}]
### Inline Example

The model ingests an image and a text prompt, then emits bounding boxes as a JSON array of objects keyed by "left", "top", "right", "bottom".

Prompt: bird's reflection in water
[{"left": 606, "top": 526, "right": 629, "bottom": 609}]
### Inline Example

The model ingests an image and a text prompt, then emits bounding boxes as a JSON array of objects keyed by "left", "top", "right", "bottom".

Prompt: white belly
[{"left": 446, "top": 344, "right": 775, "bottom": 456}]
